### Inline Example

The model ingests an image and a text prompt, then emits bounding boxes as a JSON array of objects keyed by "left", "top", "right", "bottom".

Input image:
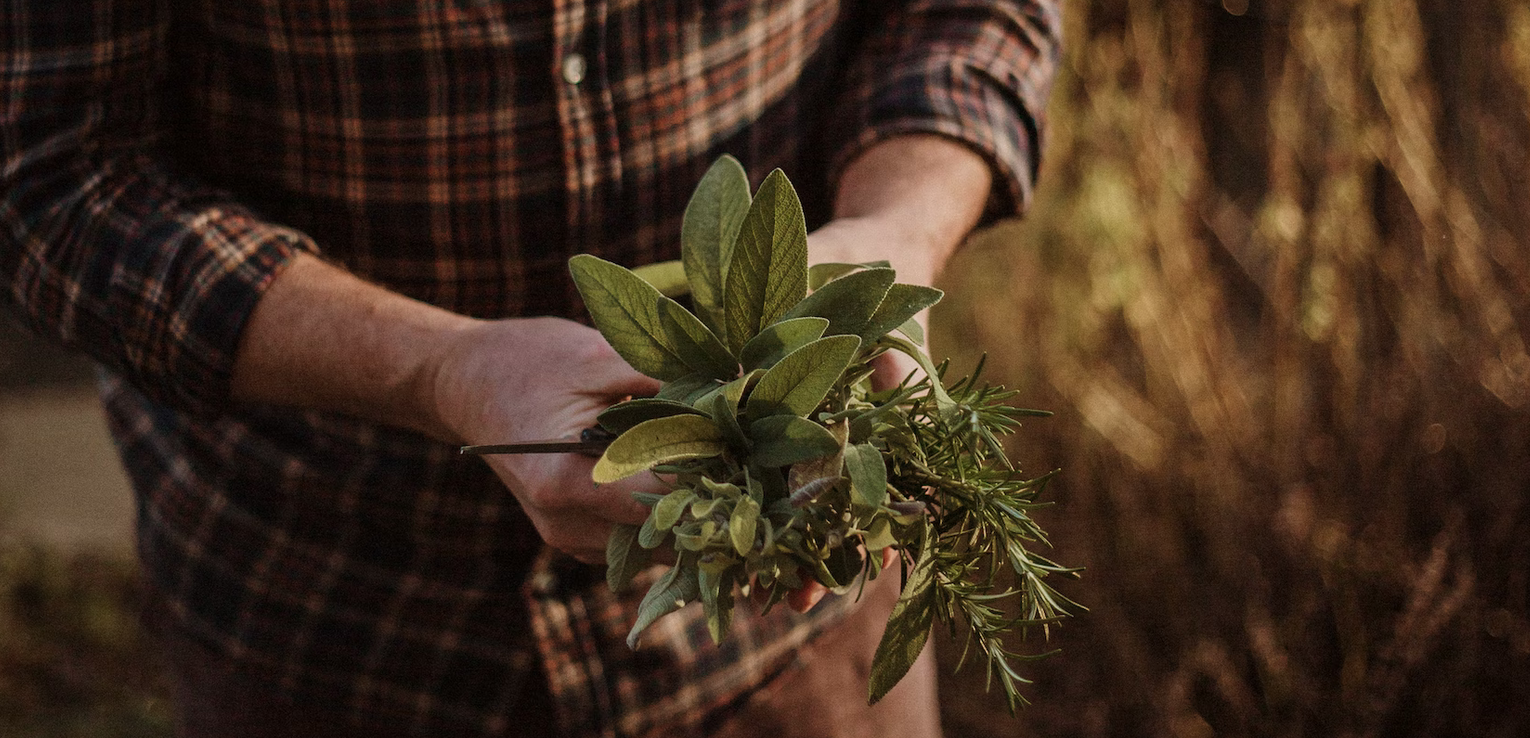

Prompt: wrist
[
  {"left": 828, "top": 134, "right": 993, "bottom": 281},
  {"left": 231, "top": 253, "right": 483, "bottom": 441}
]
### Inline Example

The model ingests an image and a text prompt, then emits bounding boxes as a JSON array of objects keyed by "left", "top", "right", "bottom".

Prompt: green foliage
[{"left": 569, "top": 157, "right": 1075, "bottom": 712}]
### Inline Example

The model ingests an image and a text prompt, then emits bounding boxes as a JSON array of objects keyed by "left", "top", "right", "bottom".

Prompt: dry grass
[{"left": 934, "top": 1, "right": 1530, "bottom": 736}]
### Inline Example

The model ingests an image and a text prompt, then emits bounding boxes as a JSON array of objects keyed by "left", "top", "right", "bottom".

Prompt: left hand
[{"left": 785, "top": 135, "right": 993, "bottom": 612}]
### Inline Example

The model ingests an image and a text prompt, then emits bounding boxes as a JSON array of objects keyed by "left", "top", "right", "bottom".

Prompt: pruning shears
[{"left": 459, "top": 426, "right": 616, "bottom": 458}]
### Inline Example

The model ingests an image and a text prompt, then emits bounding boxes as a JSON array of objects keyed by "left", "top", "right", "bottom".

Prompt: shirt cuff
[
  {"left": 115, "top": 206, "right": 318, "bottom": 417},
  {"left": 826, "top": 3, "right": 1060, "bottom": 225}
]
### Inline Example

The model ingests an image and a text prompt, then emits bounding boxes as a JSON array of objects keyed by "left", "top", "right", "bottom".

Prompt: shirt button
[{"left": 561, "top": 53, "right": 587, "bottom": 85}]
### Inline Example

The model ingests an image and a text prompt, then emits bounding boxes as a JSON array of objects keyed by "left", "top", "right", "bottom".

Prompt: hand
[{"left": 432, "top": 317, "right": 667, "bottom": 565}]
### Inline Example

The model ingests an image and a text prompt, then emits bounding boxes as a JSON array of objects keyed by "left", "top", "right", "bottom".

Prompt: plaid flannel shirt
[{"left": 1, "top": 0, "right": 1059, "bottom": 734}]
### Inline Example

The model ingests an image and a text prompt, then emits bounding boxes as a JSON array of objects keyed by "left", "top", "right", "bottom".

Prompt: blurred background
[{"left": 4, "top": 0, "right": 1529, "bottom": 735}]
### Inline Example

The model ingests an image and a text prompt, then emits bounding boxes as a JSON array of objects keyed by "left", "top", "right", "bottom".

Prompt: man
[{"left": 1, "top": 1, "right": 1059, "bottom": 735}]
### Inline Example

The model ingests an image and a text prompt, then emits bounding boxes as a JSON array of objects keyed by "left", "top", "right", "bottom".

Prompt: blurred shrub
[
  {"left": 0, "top": 544, "right": 171, "bottom": 737},
  {"left": 935, "top": 1, "right": 1530, "bottom": 736}
]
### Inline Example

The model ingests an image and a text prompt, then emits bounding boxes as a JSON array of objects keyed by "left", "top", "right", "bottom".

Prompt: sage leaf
[
  {"left": 631, "top": 259, "right": 691, "bottom": 298},
  {"left": 807, "top": 260, "right": 891, "bottom": 291},
  {"left": 627, "top": 558, "right": 701, "bottom": 649},
  {"left": 739, "top": 317, "right": 829, "bottom": 371},
  {"left": 896, "top": 317, "right": 925, "bottom": 346},
  {"left": 724, "top": 169, "right": 808, "bottom": 354},
  {"left": 656, "top": 373, "right": 719, "bottom": 406},
  {"left": 683, "top": 155, "right": 751, "bottom": 337},
  {"left": 868, "top": 546, "right": 938, "bottom": 704},
  {"left": 593, "top": 414, "right": 727, "bottom": 483},
  {"left": 787, "top": 420, "right": 847, "bottom": 506},
  {"left": 659, "top": 297, "right": 738, "bottom": 380},
  {"left": 746, "top": 335, "right": 861, "bottom": 418},
  {"left": 653, "top": 488, "right": 698, "bottom": 531},
  {"left": 606, "top": 523, "right": 652, "bottom": 592},
  {"left": 698, "top": 566, "right": 735, "bottom": 644},
  {"left": 863, "top": 517, "right": 897, "bottom": 551},
  {"left": 880, "top": 333, "right": 957, "bottom": 419},
  {"left": 729, "top": 495, "right": 760, "bottom": 557},
  {"left": 598, "top": 398, "right": 706, "bottom": 434},
  {"left": 783, "top": 268, "right": 895, "bottom": 338},
  {"left": 707, "top": 389, "right": 749, "bottom": 453},
  {"left": 569, "top": 254, "right": 691, "bottom": 380},
  {"left": 638, "top": 514, "right": 667, "bottom": 549},
  {"left": 749, "top": 416, "right": 842, "bottom": 467},
  {"left": 859, "top": 283, "right": 943, "bottom": 343},
  {"left": 845, "top": 442, "right": 888, "bottom": 510},
  {"left": 787, "top": 475, "right": 841, "bottom": 508}
]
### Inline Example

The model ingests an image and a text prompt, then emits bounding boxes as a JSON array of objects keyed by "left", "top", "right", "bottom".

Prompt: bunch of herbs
[{"left": 568, "top": 156, "right": 1077, "bottom": 711}]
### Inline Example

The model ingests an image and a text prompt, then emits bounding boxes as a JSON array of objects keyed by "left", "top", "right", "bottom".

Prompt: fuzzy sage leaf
[
  {"left": 627, "top": 557, "right": 701, "bottom": 649},
  {"left": 682, "top": 155, "right": 752, "bottom": 338},
  {"left": 723, "top": 170, "right": 808, "bottom": 354},
  {"left": 868, "top": 543, "right": 938, "bottom": 705},
  {"left": 782, "top": 267, "right": 895, "bottom": 338},
  {"left": 593, "top": 414, "right": 727, "bottom": 483},
  {"left": 740, "top": 317, "right": 829, "bottom": 371},
  {"left": 860, "top": 283, "right": 943, "bottom": 343},
  {"left": 749, "top": 415, "right": 842, "bottom": 467},
  {"left": 606, "top": 523, "right": 651, "bottom": 592},
  {"left": 571, "top": 254, "right": 715, "bottom": 380},
  {"left": 746, "top": 334, "right": 860, "bottom": 418}
]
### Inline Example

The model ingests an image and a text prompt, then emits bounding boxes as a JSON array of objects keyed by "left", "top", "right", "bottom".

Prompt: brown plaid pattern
[{"left": 2, "top": 0, "right": 1059, "bottom": 734}]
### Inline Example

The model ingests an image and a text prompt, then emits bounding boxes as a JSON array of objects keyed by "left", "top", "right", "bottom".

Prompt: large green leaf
[
  {"left": 659, "top": 298, "right": 737, "bottom": 380},
  {"left": 868, "top": 545, "right": 938, "bottom": 704},
  {"left": 698, "top": 566, "right": 735, "bottom": 644},
  {"left": 656, "top": 373, "right": 721, "bottom": 406},
  {"left": 706, "top": 375, "right": 752, "bottom": 452},
  {"left": 597, "top": 398, "right": 706, "bottom": 434},
  {"left": 683, "top": 155, "right": 752, "bottom": 338},
  {"left": 606, "top": 524, "right": 652, "bottom": 593},
  {"left": 569, "top": 254, "right": 689, "bottom": 380},
  {"left": 627, "top": 558, "right": 701, "bottom": 649},
  {"left": 593, "top": 414, "right": 727, "bottom": 483},
  {"left": 807, "top": 260, "right": 891, "bottom": 291},
  {"left": 739, "top": 317, "right": 829, "bottom": 371},
  {"left": 748, "top": 416, "right": 843, "bottom": 467},
  {"left": 723, "top": 170, "right": 808, "bottom": 354},
  {"left": 880, "top": 333, "right": 957, "bottom": 419},
  {"left": 859, "top": 283, "right": 943, "bottom": 343},
  {"left": 729, "top": 495, "right": 760, "bottom": 556},
  {"left": 653, "top": 488, "right": 698, "bottom": 531},
  {"left": 631, "top": 259, "right": 691, "bottom": 298},
  {"left": 782, "top": 267, "right": 895, "bottom": 338},
  {"left": 746, "top": 335, "right": 861, "bottom": 419},
  {"left": 845, "top": 442, "right": 888, "bottom": 510}
]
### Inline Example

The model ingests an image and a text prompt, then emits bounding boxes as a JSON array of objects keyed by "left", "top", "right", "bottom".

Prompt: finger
[
  {"left": 881, "top": 547, "right": 899, "bottom": 570},
  {"left": 581, "top": 352, "right": 663, "bottom": 400},
  {"left": 595, "top": 473, "right": 671, "bottom": 526},
  {"left": 787, "top": 580, "right": 829, "bottom": 613}
]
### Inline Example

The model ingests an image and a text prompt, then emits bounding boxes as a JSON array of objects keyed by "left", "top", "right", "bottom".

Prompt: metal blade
[
  {"left": 459, "top": 426, "right": 616, "bottom": 456},
  {"left": 459, "top": 440, "right": 607, "bottom": 455}
]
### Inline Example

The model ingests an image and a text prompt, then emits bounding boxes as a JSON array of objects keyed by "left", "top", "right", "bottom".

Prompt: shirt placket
[{"left": 553, "top": 0, "right": 619, "bottom": 249}]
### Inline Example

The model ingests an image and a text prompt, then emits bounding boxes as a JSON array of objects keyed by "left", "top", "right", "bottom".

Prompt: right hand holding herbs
[{"left": 433, "top": 316, "right": 666, "bottom": 566}]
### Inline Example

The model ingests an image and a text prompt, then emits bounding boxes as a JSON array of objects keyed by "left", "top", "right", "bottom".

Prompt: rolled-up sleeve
[
  {"left": 828, "top": 0, "right": 1062, "bottom": 221},
  {"left": 2, "top": 0, "right": 317, "bottom": 415}
]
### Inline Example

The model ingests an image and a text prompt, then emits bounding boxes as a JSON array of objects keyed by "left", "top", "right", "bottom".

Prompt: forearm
[
  {"left": 229, "top": 253, "right": 479, "bottom": 442},
  {"left": 812, "top": 135, "right": 993, "bottom": 287}
]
